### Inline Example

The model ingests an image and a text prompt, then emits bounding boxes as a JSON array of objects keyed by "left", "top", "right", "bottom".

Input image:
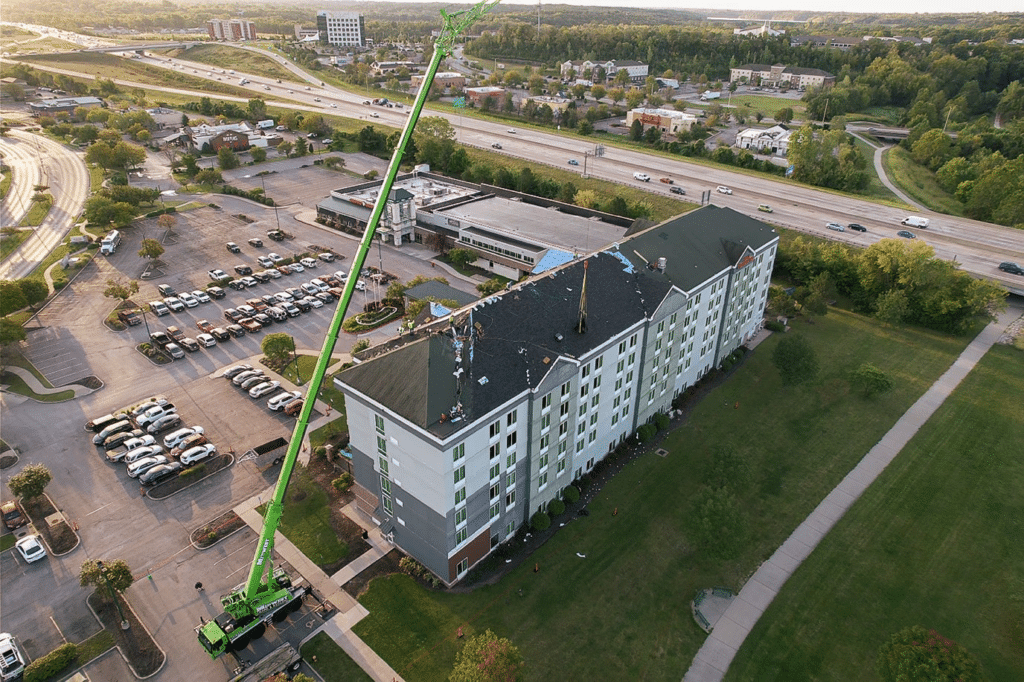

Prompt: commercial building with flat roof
[
  {"left": 317, "top": 11, "right": 364, "bottom": 47},
  {"left": 206, "top": 19, "right": 256, "bottom": 41}
]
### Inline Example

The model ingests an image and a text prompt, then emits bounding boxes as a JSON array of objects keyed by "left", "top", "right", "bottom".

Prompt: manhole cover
[
  {"left": 45, "top": 511, "right": 65, "bottom": 527},
  {"left": 656, "top": 448, "right": 669, "bottom": 458}
]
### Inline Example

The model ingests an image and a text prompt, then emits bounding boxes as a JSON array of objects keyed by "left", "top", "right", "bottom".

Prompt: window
[
  {"left": 507, "top": 471, "right": 516, "bottom": 486},
  {"left": 617, "top": 359, "right": 625, "bottom": 373},
  {"left": 542, "top": 393, "right": 552, "bottom": 410},
  {"left": 507, "top": 452, "right": 517, "bottom": 468},
  {"left": 658, "top": 320, "right": 665, "bottom": 334},
  {"left": 506, "top": 432, "right": 517, "bottom": 448},
  {"left": 490, "top": 503, "right": 500, "bottom": 519},
  {"left": 376, "top": 436, "right": 387, "bottom": 455},
  {"left": 561, "top": 381, "right": 571, "bottom": 397},
  {"left": 452, "top": 443, "right": 464, "bottom": 462},
  {"left": 622, "top": 404, "right": 630, "bottom": 417},
  {"left": 630, "top": 334, "right": 637, "bottom": 347},
  {"left": 558, "top": 440, "right": 567, "bottom": 456},
  {"left": 506, "top": 520, "right": 515, "bottom": 536},
  {"left": 454, "top": 465, "right": 465, "bottom": 484},
  {"left": 374, "top": 415, "right": 385, "bottom": 434},
  {"left": 489, "top": 483, "right": 499, "bottom": 500},
  {"left": 576, "top": 440, "right": 585, "bottom": 453},
  {"left": 378, "top": 457, "right": 389, "bottom": 475},
  {"left": 539, "top": 454, "right": 549, "bottom": 469},
  {"left": 612, "top": 413, "right": 619, "bottom": 425},
  {"left": 594, "top": 357, "right": 603, "bottom": 370},
  {"left": 490, "top": 443, "right": 500, "bottom": 460},
  {"left": 560, "top": 402, "right": 570, "bottom": 417},
  {"left": 582, "top": 364, "right": 591, "bottom": 379},
  {"left": 457, "top": 527, "right": 468, "bottom": 544},
  {"left": 628, "top": 352, "right": 636, "bottom": 366},
  {"left": 489, "top": 420, "right": 500, "bottom": 438},
  {"left": 559, "top": 422, "right": 568, "bottom": 437},
  {"left": 539, "top": 472, "right": 548, "bottom": 489},
  {"left": 541, "top": 413, "right": 551, "bottom": 430},
  {"left": 382, "top": 495, "right": 392, "bottom": 515},
  {"left": 592, "top": 395, "right": 600, "bottom": 408},
  {"left": 455, "top": 487, "right": 466, "bottom": 505},
  {"left": 593, "top": 376, "right": 601, "bottom": 389},
  {"left": 557, "top": 459, "right": 566, "bottom": 474},
  {"left": 615, "top": 377, "right": 623, "bottom": 391},
  {"left": 458, "top": 557, "right": 468, "bottom": 574},
  {"left": 540, "top": 434, "right": 550, "bottom": 450},
  {"left": 619, "top": 340, "right": 627, "bottom": 354},
  {"left": 590, "top": 413, "right": 598, "bottom": 426},
  {"left": 576, "top": 421, "right": 585, "bottom": 436},
  {"left": 380, "top": 476, "right": 391, "bottom": 495},
  {"left": 579, "top": 403, "right": 587, "bottom": 417},
  {"left": 456, "top": 507, "right": 467, "bottom": 526},
  {"left": 490, "top": 463, "right": 500, "bottom": 480},
  {"left": 627, "top": 370, "right": 634, "bottom": 384},
  {"left": 505, "top": 490, "right": 516, "bottom": 507},
  {"left": 588, "top": 431, "right": 597, "bottom": 443},
  {"left": 506, "top": 411, "right": 517, "bottom": 427}
]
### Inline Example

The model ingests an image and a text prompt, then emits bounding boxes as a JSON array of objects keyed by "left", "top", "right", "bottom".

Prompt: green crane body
[{"left": 197, "top": 0, "right": 502, "bottom": 660}]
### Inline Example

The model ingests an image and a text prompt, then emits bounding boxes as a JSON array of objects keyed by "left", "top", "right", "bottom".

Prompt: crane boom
[{"left": 198, "top": 0, "right": 502, "bottom": 660}]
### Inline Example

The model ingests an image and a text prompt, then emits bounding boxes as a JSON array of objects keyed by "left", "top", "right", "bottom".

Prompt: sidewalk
[
  {"left": 0, "top": 365, "right": 98, "bottom": 399},
  {"left": 871, "top": 145, "right": 925, "bottom": 210},
  {"left": 234, "top": 492, "right": 405, "bottom": 682},
  {"left": 684, "top": 308, "right": 1017, "bottom": 682}
]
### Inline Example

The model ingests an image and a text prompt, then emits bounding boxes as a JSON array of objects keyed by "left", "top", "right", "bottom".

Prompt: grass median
[
  {"left": 726, "top": 343, "right": 1024, "bottom": 681},
  {"left": 300, "top": 632, "right": 373, "bottom": 682},
  {"left": 352, "top": 307, "right": 974, "bottom": 681}
]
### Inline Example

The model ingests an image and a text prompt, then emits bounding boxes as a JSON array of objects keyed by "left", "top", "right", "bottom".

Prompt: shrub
[
  {"left": 530, "top": 511, "right": 551, "bottom": 531},
  {"left": 562, "top": 485, "right": 580, "bottom": 504},
  {"left": 313, "top": 445, "right": 326, "bottom": 458},
  {"left": 765, "top": 320, "right": 786, "bottom": 332},
  {"left": 24, "top": 642, "right": 77, "bottom": 682},
  {"left": 352, "top": 339, "right": 370, "bottom": 353},
  {"left": 332, "top": 473, "right": 353, "bottom": 492},
  {"left": 654, "top": 412, "right": 670, "bottom": 431},
  {"left": 180, "top": 463, "right": 206, "bottom": 478},
  {"left": 547, "top": 498, "right": 565, "bottom": 517},
  {"left": 637, "top": 423, "right": 657, "bottom": 443}
]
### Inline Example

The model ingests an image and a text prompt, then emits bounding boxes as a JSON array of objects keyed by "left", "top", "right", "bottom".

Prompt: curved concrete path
[
  {"left": 684, "top": 306, "right": 1019, "bottom": 682},
  {"left": 872, "top": 145, "right": 925, "bottom": 210},
  {"left": 0, "top": 365, "right": 97, "bottom": 399}
]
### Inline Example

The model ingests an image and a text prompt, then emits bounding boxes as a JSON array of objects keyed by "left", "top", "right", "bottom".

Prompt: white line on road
[{"left": 86, "top": 503, "right": 111, "bottom": 516}]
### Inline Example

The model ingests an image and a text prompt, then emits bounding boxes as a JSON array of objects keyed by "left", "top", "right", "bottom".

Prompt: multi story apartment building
[
  {"left": 316, "top": 11, "right": 365, "bottom": 47},
  {"left": 729, "top": 63, "right": 835, "bottom": 90},
  {"left": 335, "top": 206, "right": 778, "bottom": 584},
  {"left": 206, "top": 19, "right": 256, "bottom": 41}
]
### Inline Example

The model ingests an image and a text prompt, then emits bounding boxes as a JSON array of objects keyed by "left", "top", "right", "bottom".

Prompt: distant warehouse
[{"left": 29, "top": 96, "right": 104, "bottom": 117}]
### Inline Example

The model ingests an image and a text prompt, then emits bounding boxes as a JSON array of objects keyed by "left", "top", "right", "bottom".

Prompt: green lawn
[
  {"left": 0, "top": 534, "right": 16, "bottom": 552},
  {"left": 851, "top": 137, "right": 902, "bottom": 204},
  {"left": 300, "top": 632, "right": 373, "bottom": 682},
  {"left": 158, "top": 44, "right": 297, "bottom": 82},
  {"left": 18, "top": 194, "right": 52, "bottom": 227},
  {"left": 0, "top": 168, "right": 11, "bottom": 199},
  {"left": 278, "top": 354, "right": 320, "bottom": 386},
  {"left": 258, "top": 464, "right": 348, "bottom": 567},
  {"left": 882, "top": 146, "right": 965, "bottom": 217},
  {"left": 726, "top": 343, "right": 1024, "bottom": 682},
  {"left": 1, "top": 230, "right": 32, "bottom": 261},
  {"left": 353, "top": 307, "right": 974, "bottom": 682},
  {"left": 724, "top": 94, "right": 807, "bottom": 120}
]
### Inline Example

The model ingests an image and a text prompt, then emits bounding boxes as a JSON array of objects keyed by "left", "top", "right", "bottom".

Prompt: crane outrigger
[{"left": 197, "top": 0, "right": 502, "bottom": 661}]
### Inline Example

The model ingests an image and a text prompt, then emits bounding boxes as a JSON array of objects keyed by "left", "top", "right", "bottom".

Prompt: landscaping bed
[
  {"left": 342, "top": 549, "right": 404, "bottom": 599},
  {"left": 87, "top": 591, "right": 164, "bottom": 677},
  {"left": 147, "top": 453, "right": 234, "bottom": 500},
  {"left": 191, "top": 510, "right": 248, "bottom": 549},
  {"left": 20, "top": 494, "right": 78, "bottom": 554},
  {"left": 135, "top": 342, "right": 171, "bottom": 365}
]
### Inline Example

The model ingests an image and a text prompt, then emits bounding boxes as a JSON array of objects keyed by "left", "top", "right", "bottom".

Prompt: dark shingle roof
[{"left": 405, "top": 281, "right": 478, "bottom": 308}]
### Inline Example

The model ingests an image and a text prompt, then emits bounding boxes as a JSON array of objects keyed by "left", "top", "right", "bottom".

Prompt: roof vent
[
  {"left": 543, "top": 357, "right": 551, "bottom": 364},
  {"left": 478, "top": 376, "right": 489, "bottom": 385},
  {"left": 554, "top": 333, "right": 564, "bottom": 342},
  {"left": 657, "top": 257, "right": 667, "bottom": 271}
]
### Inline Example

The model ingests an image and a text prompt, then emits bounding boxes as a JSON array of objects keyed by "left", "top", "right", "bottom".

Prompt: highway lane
[
  {"left": 0, "top": 133, "right": 41, "bottom": 227},
  {"left": 14, "top": 51, "right": 1024, "bottom": 293},
  {"left": 0, "top": 130, "right": 90, "bottom": 280}
]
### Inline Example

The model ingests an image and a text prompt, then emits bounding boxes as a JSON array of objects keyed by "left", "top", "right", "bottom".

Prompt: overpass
[{"left": 81, "top": 41, "right": 194, "bottom": 53}]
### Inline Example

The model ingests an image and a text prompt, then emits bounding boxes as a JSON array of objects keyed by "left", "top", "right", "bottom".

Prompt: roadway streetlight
[{"left": 96, "top": 560, "right": 130, "bottom": 630}]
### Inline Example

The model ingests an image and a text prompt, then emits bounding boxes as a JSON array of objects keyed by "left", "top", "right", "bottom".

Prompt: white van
[
  {"left": 901, "top": 216, "right": 930, "bottom": 228},
  {"left": 100, "top": 229, "right": 121, "bottom": 255}
]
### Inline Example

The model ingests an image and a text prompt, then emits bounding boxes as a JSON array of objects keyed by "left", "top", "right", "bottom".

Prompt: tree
[
  {"left": 218, "top": 147, "right": 240, "bottom": 170},
  {"left": 156, "top": 214, "right": 176, "bottom": 231},
  {"left": 251, "top": 147, "right": 267, "bottom": 163},
  {"left": 8, "top": 463, "right": 52, "bottom": 500},
  {"left": 0, "top": 317, "right": 27, "bottom": 350},
  {"left": 138, "top": 238, "right": 164, "bottom": 260},
  {"left": 772, "top": 335, "right": 818, "bottom": 385},
  {"left": 247, "top": 98, "right": 267, "bottom": 120},
  {"left": 775, "top": 107, "right": 794, "bottom": 124},
  {"left": 448, "top": 248, "right": 476, "bottom": 269},
  {"left": 874, "top": 289, "right": 910, "bottom": 326},
  {"left": 262, "top": 332, "right": 294, "bottom": 365},
  {"left": 688, "top": 485, "right": 746, "bottom": 559},
  {"left": 590, "top": 84, "right": 606, "bottom": 102},
  {"left": 0, "top": 280, "right": 29, "bottom": 316},
  {"left": 911, "top": 129, "right": 955, "bottom": 171},
  {"left": 79, "top": 558, "right": 135, "bottom": 594},
  {"left": 477, "top": 278, "right": 505, "bottom": 296},
  {"left": 877, "top": 625, "right": 982, "bottom": 682},
  {"left": 195, "top": 168, "right": 223, "bottom": 185},
  {"left": 449, "top": 630, "right": 524, "bottom": 682},
  {"left": 103, "top": 277, "right": 139, "bottom": 304},
  {"left": 849, "top": 363, "right": 894, "bottom": 398},
  {"left": 84, "top": 196, "right": 135, "bottom": 228}
]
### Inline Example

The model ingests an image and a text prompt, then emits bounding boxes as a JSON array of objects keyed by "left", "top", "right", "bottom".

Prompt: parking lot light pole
[
  {"left": 291, "top": 335, "right": 301, "bottom": 384},
  {"left": 96, "top": 561, "right": 130, "bottom": 630}
]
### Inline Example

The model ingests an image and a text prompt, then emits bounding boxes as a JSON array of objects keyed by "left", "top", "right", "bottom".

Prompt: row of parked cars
[
  {"left": 87, "top": 396, "right": 218, "bottom": 486},
  {"left": 1, "top": 499, "right": 47, "bottom": 566},
  {"left": 224, "top": 364, "right": 304, "bottom": 416}
]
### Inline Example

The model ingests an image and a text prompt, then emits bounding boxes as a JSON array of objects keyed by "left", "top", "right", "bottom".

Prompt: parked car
[
  {"left": 147, "top": 414, "right": 182, "bottom": 434},
  {"left": 284, "top": 399, "right": 304, "bottom": 417},
  {"left": 268, "top": 252, "right": 284, "bottom": 263},
  {"left": 15, "top": 535, "right": 46, "bottom": 563},
  {"left": 274, "top": 291, "right": 294, "bottom": 303},
  {"left": 253, "top": 313, "right": 273, "bottom": 327},
  {"left": 239, "top": 317, "right": 262, "bottom": 333},
  {"left": 268, "top": 391, "right": 302, "bottom": 411},
  {"left": 234, "top": 265, "right": 253, "bottom": 276},
  {"left": 302, "top": 295, "right": 323, "bottom": 309},
  {"left": 179, "top": 337, "right": 200, "bottom": 352},
  {"left": 171, "top": 433, "right": 208, "bottom": 455},
  {"left": 826, "top": 222, "right": 845, "bottom": 232},
  {"left": 163, "top": 297, "right": 185, "bottom": 312},
  {"left": 228, "top": 279, "right": 247, "bottom": 291},
  {"left": 140, "top": 461, "right": 184, "bottom": 486},
  {"left": 102, "top": 428, "right": 145, "bottom": 451},
  {"left": 318, "top": 252, "right": 335, "bottom": 262},
  {"left": 207, "top": 286, "right": 226, "bottom": 299},
  {"left": 117, "top": 309, "right": 141, "bottom": 326},
  {"left": 266, "top": 306, "right": 286, "bottom": 322},
  {"left": 251, "top": 271, "right": 271, "bottom": 283},
  {"left": 127, "top": 397, "right": 171, "bottom": 418},
  {"left": 149, "top": 301, "right": 170, "bottom": 316},
  {"left": 249, "top": 380, "right": 281, "bottom": 398},
  {"left": 157, "top": 284, "right": 176, "bottom": 297},
  {"left": 0, "top": 632, "right": 27, "bottom": 680},
  {"left": 315, "top": 291, "right": 335, "bottom": 305},
  {"left": 194, "top": 333, "right": 215, "bottom": 348},
  {"left": 267, "top": 230, "right": 285, "bottom": 241},
  {"left": 897, "top": 230, "right": 916, "bottom": 239},
  {"left": 293, "top": 297, "right": 312, "bottom": 312},
  {"left": 164, "top": 426, "right": 205, "bottom": 450},
  {"left": 232, "top": 369, "right": 264, "bottom": 385},
  {"left": 178, "top": 292, "right": 199, "bottom": 308},
  {"left": 210, "top": 327, "right": 231, "bottom": 341},
  {"left": 289, "top": 262, "right": 305, "bottom": 273},
  {"left": 107, "top": 436, "right": 157, "bottom": 462},
  {"left": 282, "top": 302, "right": 301, "bottom": 317},
  {"left": 848, "top": 223, "right": 867, "bottom": 232},
  {"left": 309, "top": 278, "right": 329, "bottom": 292},
  {"left": 300, "top": 257, "right": 318, "bottom": 269},
  {"left": 127, "top": 455, "right": 169, "bottom": 478},
  {"left": 226, "top": 242, "right": 240, "bottom": 253},
  {"left": 240, "top": 374, "right": 270, "bottom": 391},
  {"left": 1, "top": 501, "right": 26, "bottom": 530},
  {"left": 191, "top": 289, "right": 211, "bottom": 304},
  {"left": 240, "top": 276, "right": 259, "bottom": 288},
  {"left": 223, "top": 364, "right": 253, "bottom": 380},
  {"left": 209, "top": 269, "right": 229, "bottom": 281},
  {"left": 226, "top": 324, "right": 246, "bottom": 338},
  {"left": 257, "top": 256, "right": 274, "bottom": 268},
  {"left": 180, "top": 443, "right": 217, "bottom": 465},
  {"left": 165, "top": 343, "right": 185, "bottom": 359},
  {"left": 248, "top": 238, "right": 264, "bottom": 248},
  {"left": 285, "top": 287, "right": 304, "bottom": 300},
  {"left": 92, "top": 419, "right": 133, "bottom": 445},
  {"left": 633, "top": 172, "right": 650, "bottom": 182},
  {"left": 716, "top": 185, "right": 733, "bottom": 194},
  {"left": 124, "top": 444, "right": 165, "bottom": 465}
]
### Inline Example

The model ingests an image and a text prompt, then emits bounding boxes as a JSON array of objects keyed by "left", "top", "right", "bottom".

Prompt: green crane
[{"left": 197, "top": 0, "right": 502, "bottom": 660}]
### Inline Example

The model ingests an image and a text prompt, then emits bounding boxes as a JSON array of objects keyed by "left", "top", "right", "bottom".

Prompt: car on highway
[
  {"left": 848, "top": 223, "right": 867, "bottom": 232},
  {"left": 140, "top": 461, "right": 184, "bottom": 486},
  {"left": 826, "top": 222, "right": 845, "bottom": 232},
  {"left": 249, "top": 380, "right": 281, "bottom": 398},
  {"left": 568, "top": 159, "right": 579, "bottom": 166},
  {"left": 716, "top": 185, "right": 733, "bottom": 194},
  {"left": 491, "top": 142, "right": 502, "bottom": 149},
  {"left": 633, "top": 172, "right": 650, "bottom": 182},
  {"left": 164, "top": 426, "right": 205, "bottom": 450},
  {"left": 998, "top": 261, "right": 1023, "bottom": 275},
  {"left": 180, "top": 443, "right": 217, "bottom": 465},
  {"left": 758, "top": 204, "right": 773, "bottom": 213},
  {"left": 897, "top": 230, "right": 916, "bottom": 239},
  {"left": 191, "top": 289, "right": 211, "bottom": 304},
  {"left": 127, "top": 455, "right": 169, "bottom": 478},
  {"left": 147, "top": 413, "right": 182, "bottom": 435},
  {"left": 124, "top": 444, "right": 165, "bottom": 465},
  {"left": 209, "top": 269, "right": 228, "bottom": 281},
  {"left": 314, "top": 97, "right": 321, "bottom": 102},
  {"left": 1, "top": 501, "right": 26, "bottom": 531},
  {"left": 15, "top": 535, "right": 46, "bottom": 563},
  {"left": 0, "top": 632, "right": 27, "bottom": 679},
  {"left": 669, "top": 186, "right": 686, "bottom": 195},
  {"left": 268, "top": 391, "right": 303, "bottom": 411}
]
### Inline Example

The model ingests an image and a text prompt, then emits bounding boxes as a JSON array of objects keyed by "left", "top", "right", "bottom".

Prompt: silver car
[
  {"left": 127, "top": 455, "right": 169, "bottom": 478},
  {"left": 124, "top": 444, "right": 165, "bottom": 465}
]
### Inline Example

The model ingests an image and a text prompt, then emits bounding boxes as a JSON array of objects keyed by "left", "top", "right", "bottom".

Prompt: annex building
[
  {"left": 335, "top": 205, "right": 778, "bottom": 584},
  {"left": 316, "top": 11, "right": 365, "bottom": 47}
]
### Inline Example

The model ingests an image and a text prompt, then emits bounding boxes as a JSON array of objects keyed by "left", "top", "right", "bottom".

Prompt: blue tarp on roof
[{"left": 531, "top": 248, "right": 575, "bottom": 274}]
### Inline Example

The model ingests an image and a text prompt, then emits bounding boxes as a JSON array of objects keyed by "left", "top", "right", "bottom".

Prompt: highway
[{"left": 8, "top": 43, "right": 1024, "bottom": 294}]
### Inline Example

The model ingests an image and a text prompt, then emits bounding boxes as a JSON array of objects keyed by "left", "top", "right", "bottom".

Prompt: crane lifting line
[{"left": 234, "top": 0, "right": 504, "bottom": 605}]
